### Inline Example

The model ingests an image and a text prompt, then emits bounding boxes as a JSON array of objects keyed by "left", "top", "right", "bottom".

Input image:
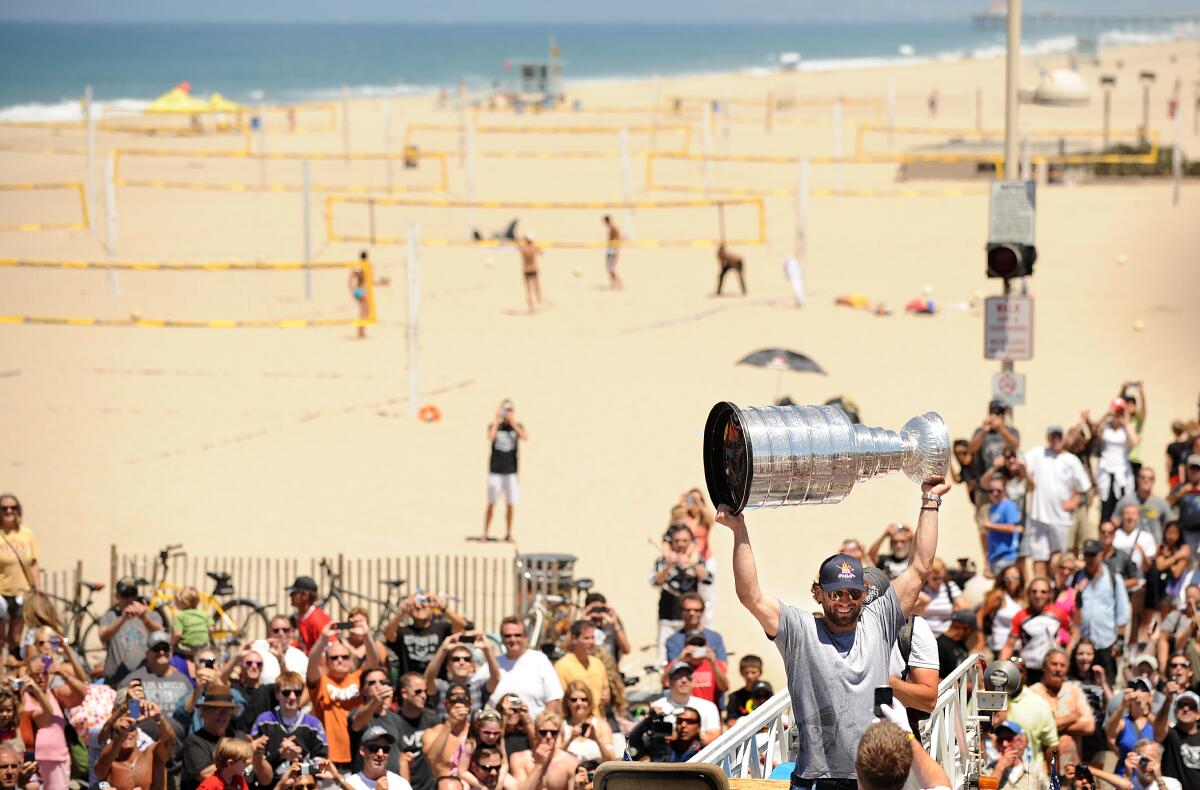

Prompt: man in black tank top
[{"left": 482, "top": 400, "right": 528, "bottom": 543}]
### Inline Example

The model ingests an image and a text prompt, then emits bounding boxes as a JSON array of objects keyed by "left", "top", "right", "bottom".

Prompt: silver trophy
[{"left": 703, "top": 402, "right": 949, "bottom": 513}]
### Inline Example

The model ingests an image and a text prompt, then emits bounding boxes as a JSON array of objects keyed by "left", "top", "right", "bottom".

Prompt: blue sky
[{"left": 3, "top": 0, "right": 1198, "bottom": 24}]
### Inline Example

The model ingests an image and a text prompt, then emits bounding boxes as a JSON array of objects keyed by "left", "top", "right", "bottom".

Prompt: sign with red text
[{"left": 984, "top": 295, "right": 1034, "bottom": 360}]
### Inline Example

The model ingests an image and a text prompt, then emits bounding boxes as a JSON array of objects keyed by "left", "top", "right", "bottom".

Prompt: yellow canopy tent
[
  {"left": 206, "top": 92, "right": 243, "bottom": 112},
  {"left": 144, "top": 84, "right": 209, "bottom": 114}
]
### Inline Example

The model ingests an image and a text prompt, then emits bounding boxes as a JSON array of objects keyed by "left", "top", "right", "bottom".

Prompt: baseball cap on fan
[{"left": 818, "top": 553, "right": 864, "bottom": 594}]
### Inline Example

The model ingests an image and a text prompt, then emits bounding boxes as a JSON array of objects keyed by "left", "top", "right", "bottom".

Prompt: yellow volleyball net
[
  {"left": 112, "top": 148, "right": 449, "bottom": 193},
  {"left": 644, "top": 152, "right": 989, "bottom": 198},
  {"left": 325, "top": 195, "right": 767, "bottom": 248},
  {"left": 0, "top": 258, "right": 375, "bottom": 328},
  {"left": 0, "top": 182, "right": 90, "bottom": 231},
  {"left": 402, "top": 122, "right": 693, "bottom": 156},
  {"left": 854, "top": 124, "right": 1160, "bottom": 173}
]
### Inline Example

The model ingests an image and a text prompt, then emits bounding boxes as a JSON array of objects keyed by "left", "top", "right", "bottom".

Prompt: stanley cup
[{"left": 703, "top": 402, "right": 949, "bottom": 513}]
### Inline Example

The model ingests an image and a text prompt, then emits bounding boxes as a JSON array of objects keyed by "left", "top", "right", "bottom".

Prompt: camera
[
  {"left": 299, "top": 761, "right": 318, "bottom": 776},
  {"left": 625, "top": 711, "right": 677, "bottom": 761}
]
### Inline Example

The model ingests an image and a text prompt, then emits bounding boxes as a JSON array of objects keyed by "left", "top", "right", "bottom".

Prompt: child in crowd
[
  {"left": 172, "top": 587, "right": 213, "bottom": 663},
  {"left": 197, "top": 737, "right": 254, "bottom": 790},
  {"left": 724, "top": 655, "right": 772, "bottom": 725}
]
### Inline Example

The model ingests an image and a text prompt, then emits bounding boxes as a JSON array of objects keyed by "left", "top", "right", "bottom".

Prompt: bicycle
[
  {"left": 316, "top": 558, "right": 407, "bottom": 637},
  {"left": 139, "top": 544, "right": 273, "bottom": 649},
  {"left": 44, "top": 579, "right": 107, "bottom": 674}
]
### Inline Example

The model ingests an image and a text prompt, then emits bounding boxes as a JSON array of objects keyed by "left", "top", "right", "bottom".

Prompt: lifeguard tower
[{"left": 499, "top": 37, "right": 564, "bottom": 109}]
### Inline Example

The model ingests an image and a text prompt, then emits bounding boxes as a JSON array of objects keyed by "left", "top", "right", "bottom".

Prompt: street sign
[
  {"left": 984, "top": 295, "right": 1034, "bottom": 360},
  {"left": 992, "top": 370, "right": 1026, "bottom": 406},
  {"left": 988, "top": 181, "right": 1036, "bottom": 245}
]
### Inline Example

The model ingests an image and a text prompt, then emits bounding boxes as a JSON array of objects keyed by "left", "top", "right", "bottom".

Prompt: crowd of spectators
[{"left": 1, "top": 383, "right": 1198, "bottom": 790}]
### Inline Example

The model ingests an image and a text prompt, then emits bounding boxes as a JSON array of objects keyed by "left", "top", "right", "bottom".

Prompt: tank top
[{"left": 989, "top": 593, "right": 1022, "bottom": 653}]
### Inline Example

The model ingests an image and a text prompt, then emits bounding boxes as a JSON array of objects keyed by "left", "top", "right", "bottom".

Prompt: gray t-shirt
[
  {"left": 98, "top": 607, "right": 164, "bottom": 684},
  {"left": 773, "top": 587, "right": 904, "bottom": 780},
  {"left": 1114, "top": 493, "right": 1174, "bottom": 542}
]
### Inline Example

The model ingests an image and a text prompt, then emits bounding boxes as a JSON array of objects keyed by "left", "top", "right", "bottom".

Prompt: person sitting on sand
[
  {"left": 715, "top": 244, "right": 745, "bottom": 296},
  {"left": 518, "top": 235, "right": 542, "bottom": 313}
]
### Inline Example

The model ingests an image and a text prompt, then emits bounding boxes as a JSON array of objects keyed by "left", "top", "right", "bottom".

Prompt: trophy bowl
[{"left": 703, "top": 402, "right": 948, "bottom": 514}]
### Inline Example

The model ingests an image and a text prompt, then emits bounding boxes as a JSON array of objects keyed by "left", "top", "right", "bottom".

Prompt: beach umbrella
[
  {"left": 145, "top": 86, "right": 209, "bottom": 114},
  {"left": 737, "top": 348, "right": 826, "bottom": 400}
]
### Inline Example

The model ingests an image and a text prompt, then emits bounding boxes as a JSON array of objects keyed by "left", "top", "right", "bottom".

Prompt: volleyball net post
[
  {"left": 619, "top": 126, "right": 635, "bottom": 238},
  {"left": 303, "top": 161, "right": 313, "bottom": 299},
  {"left": 406, "top": 226, "right": 421, "bottom": 419}
]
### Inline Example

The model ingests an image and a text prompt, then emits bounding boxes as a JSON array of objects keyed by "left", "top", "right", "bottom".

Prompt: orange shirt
[{"left": 311, "top": 670, "right": 362, "bottom": 763}]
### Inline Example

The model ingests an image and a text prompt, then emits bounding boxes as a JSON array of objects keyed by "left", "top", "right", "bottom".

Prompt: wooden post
[{"left": 110, "top": 544, "right": 118, "bottom": 607}]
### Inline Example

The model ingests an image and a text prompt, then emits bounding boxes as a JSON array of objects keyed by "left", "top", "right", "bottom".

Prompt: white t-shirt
[
  {"left": 1024, "top": 446, "right": 1091, "bottom": 527},
  {"left": 919, "top": 582, "right": 962, "bottom": 636},
  {"left": 1133, "top": 776, "right": 1182, "bottom": 790},
  {"left": 249, "top": 640, "right": 309, "bottom": 684},
  {"left": 649, "top": 693, "right": 721, "bottom": 735},
  {"left": 345, "top": 771, "right": 413, "bottom": 790},
  {"left": 889, "top": 615, "right": 939, "bottom": 677},
  {"left": 1113, "top": 527, "right": 1157, "bottom": 570},
  {"left": 487, "top": 649, "right": 564, "bottom": 717}
]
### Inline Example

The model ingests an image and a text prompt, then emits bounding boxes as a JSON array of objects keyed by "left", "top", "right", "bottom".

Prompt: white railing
[
  {"left": 690, "top": 686, "right": 793, "bottom": 778},
  {"left": 690, "top": 653, "right": 988, "bottom": 788}
]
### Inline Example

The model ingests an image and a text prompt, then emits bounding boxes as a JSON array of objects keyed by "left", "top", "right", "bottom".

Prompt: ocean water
[{"left": 0, "top": 21, "right": 1194, "bottom": 120}]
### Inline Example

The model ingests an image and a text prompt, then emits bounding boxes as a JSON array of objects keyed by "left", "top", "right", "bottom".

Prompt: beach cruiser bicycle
[
  {"left": 44, "top": 579, "right": 107, "bottom": 674},
  {"left": 139, "top": 544, "right": 274, "bottom": 649}
]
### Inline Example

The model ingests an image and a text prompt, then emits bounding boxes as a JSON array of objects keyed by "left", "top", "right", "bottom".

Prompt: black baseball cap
[
  {"left": 750, "top": 680, "right": 774, "bottom": 698},
  {"left": 286, "top": 575, "right": 318, "bottom": 594},
  {"left": 115, "top": 576, "right": 140, "bottom": 597},
  {"left": 1081, "top": 539, "right": 1103, "bottom": 556},
  {"left": 989, "top": 400, "right": 1008, "bottom": 415},
  {"left": 818, "top": 553, "right": 865, "bottom": 594}
]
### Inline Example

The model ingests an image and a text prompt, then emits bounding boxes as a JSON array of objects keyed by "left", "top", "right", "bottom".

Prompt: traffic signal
[{"left": 986, "top": 243, "right": 1037, "bottom": 279}]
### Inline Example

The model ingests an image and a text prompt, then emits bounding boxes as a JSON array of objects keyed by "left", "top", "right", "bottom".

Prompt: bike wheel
[
  {"left": 75, "top": 613, "right": 107, "bottom": 677},
  {"left": 215, "top": 599, "right": 271, "bottom": 645}
]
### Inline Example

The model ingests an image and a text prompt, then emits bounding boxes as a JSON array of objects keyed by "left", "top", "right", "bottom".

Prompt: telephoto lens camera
[{"left": 625, "top": 711, "right": 677, "bottom": 761}]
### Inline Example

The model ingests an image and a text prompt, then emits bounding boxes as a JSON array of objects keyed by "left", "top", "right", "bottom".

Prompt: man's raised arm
[
  {"left": 716, "top": 507, "right": 781, "bottom": 638},
  {"left": 892, "top": 477, "right": 950, "bottom": 615}
]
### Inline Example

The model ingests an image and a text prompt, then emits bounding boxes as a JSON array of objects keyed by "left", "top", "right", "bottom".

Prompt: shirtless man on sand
[
  {"left": 518, "top": 235, "right": 542, "bottom": 313},
  {"left": 509, "top": 712, "right": 578, "bottom": 790},
  {"left": 94, "top": 699, "right": 176, "bottom": 790},
  {"left": 602, "top": 216, "right": 622, "bottom": 290}
]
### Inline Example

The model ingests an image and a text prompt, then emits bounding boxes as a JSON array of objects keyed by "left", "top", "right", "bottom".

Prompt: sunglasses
[
  {"left": 676, "top": 718, "right": 700, "bottom": 725},
  {"left": 537, "top": 729, "right": 558, "bottom": 737},
  {"left": 149, "top": 644, "right": 171, "bottom": 653},
  {"left": 271, "top": 627, "right": 291, "bottom": 634},
  {"left": 450, "top": 656, "right": 474, "bottom": 663},
  {"left": 279, "top": 688, "right": 303, "bottom": 698},
  {"left": 1178, "top": 704, "right": 1199, "bottom": 712},
  {"left": 408, "top": 688, "right": 428, "bottom": 696},
  {"left": 364, "top": 743, "right": 391, "bottom": 754},
  {"left": 476, "top": 764, "right": 502, "bottom": 773},
  {"left": 294, "top": 784, "right": 317, "bottom": 790},
  {"left": 327, "top": 654, "right": 351, "bottom": 661},
  {"left": 244, "top": 661, "right": 263, "bottom": 668},
  {"left": 826, "top": 589, "right": 863, "bottom": 602},
  {"left": 568, "top": 697, "right": 588, "bottom": 703},
  {"left": 1170, "top": 663, "right": 1191, "bottom": 669},
  {"left": 365, "top": 679, "right": 390, "bottom": 687},
  {"left": 501, "top": 633, "right": 524, "bottom": 640},
  {"left": 447, "top": 697, "right": 470, "bottom": 705},
  {"left": 0, "top": 506, "right": 17, "bottom": 513}
]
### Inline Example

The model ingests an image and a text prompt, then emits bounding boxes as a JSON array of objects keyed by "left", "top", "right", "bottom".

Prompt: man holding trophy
[{"left": 702, "top": 402, "right": 951, "bottom": 790}]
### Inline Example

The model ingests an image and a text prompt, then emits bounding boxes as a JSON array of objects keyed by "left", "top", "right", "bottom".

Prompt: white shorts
[
  {"left": 1025, "top": 519, "right": 1068, "bottom": 561},
  {"left": 487, "top": 473, "right": 520, "bottom": 505},
  {"left": 606, "top": 248, "right": 618, "bottom": 271}
]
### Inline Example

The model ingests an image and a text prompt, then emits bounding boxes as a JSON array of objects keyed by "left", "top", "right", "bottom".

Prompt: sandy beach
[{"left": 2, "top": 38, "right": 1199, "bottom": 685}]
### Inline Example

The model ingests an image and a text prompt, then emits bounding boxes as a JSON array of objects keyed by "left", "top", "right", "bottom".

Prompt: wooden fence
[{"left": 38, "top": 548, "right": 588, "bottom": 642}]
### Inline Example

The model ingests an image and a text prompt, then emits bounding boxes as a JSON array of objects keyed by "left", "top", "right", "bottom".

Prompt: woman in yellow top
[{"left": 0, "top": 493, "right": 39, "bottom": 653}]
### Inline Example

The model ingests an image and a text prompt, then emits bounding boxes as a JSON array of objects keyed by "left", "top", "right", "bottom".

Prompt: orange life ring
[{"left": 418, "top": 405, "right": 441, "bottom": 423}]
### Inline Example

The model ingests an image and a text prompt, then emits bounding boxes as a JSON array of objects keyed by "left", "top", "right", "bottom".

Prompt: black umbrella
[{"left": 737, "top": 348, "right": 826, "bottom": 400}]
